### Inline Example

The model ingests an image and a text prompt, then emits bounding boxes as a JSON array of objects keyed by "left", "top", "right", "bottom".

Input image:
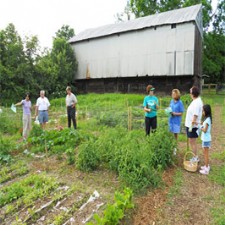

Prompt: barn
[{"left": 69, "top": 4, "right": 203, "bottom": 94}]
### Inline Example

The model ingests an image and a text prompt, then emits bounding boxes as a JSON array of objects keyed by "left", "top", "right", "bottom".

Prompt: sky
[{"left": 0, "top": 0, "right": 218, "bottom": 49}]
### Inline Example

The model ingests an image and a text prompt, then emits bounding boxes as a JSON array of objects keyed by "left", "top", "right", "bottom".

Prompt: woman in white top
[{"left": 185, "top": 86, "right": 203, "bottom": 162}]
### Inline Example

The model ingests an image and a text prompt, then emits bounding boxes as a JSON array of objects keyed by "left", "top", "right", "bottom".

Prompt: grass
[
  {"left": 1, "top": 91, "right": 225, "bottom": 224},
  {"left": 167, "top": 169, "right": 183, "bottom": 200}
]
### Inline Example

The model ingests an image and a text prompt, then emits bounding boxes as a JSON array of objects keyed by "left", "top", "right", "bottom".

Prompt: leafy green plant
[
  {"left": 0, "top": 136, "right": 14, "bottom": 164},
  {"left": 0, "top": 173, "right": 58, "bottom": 207},
  {"left": 76, "top": 138, "right": 100, "bottom": 171},
  {"left": 88, "top": 188, "right": 133, "bottom": 225},
  {"left": 76, "top": 126, "right": 175, "bottom": 191},
  {"left": 28, "top": 128, "right": 88, "bottom": 154},
  {"left": 149, "top": 125, "right": 176, "bottom": 169},
  {"left": 66, "top": 147, "right": 75, "bottom": 165}
]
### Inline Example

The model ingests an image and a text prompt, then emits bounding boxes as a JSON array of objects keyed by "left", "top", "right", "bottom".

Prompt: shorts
[
  {"left": 202, "top": 141, "right": 211, "bottom": 148},
  {"left": 38, "top": 111, "right": 48, "bottom": 124},
  {"left": 186, "top": 127, "right": 198, "bottom": 138}
]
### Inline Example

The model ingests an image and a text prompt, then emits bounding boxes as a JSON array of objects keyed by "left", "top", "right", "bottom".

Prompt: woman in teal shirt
[{"left": 143, "top": 85, "right": 159, "bottom": 135}]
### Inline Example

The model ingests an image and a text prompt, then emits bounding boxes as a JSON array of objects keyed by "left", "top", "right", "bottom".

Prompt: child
[{"left": 199, "top": 104, "right": 212, "bottom": 175}]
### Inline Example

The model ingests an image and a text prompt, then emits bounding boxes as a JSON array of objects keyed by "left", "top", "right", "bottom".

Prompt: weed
[
  {"left": 65, "top": 147, "right": 75, "bottom": 165},
  {"left": 88, "top": 188, "right": 133, "bottom": 225},
  {"left": 0, "top": 136, "right": 14, "bottom": 164},
  {"left": 167, "top": 169, "right": 183, "bottom": 199}
]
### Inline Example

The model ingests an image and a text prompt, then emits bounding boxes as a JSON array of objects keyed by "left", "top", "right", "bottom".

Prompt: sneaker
[
  {"left": 200, "top": 165, "right": 210, "bottom": 170},
  {"left": 190, "top": 156, "right": 200, "bottom": 163},
  {"left": 200, "top": 166, "right": 210, "bottom": 175}
]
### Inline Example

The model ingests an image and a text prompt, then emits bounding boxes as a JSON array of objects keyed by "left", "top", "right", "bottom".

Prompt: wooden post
[{"left": 128, "top": 107, "right": 132, "bottom": 131}]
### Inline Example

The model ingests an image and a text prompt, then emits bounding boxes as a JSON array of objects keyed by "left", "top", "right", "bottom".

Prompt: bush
[
  {"left": 88, "top": 188, "right": 134, "bottom": 225},
  {"left": 0, "top": 137, "right": 14, "bottom": 164},
  {"left": 76, "top": 138, "right": 100, "bottom": 171},
  {"left": 76, "top": 126, "right": 175, "bottom": 191},
  {"left": 149, "top": 125, "right": 176, "bottom": 169},
  {"left": 28, "top": 128, "right": 89, "bottom": 153},
  {"left": 0, "top": 110, "right": 21, "bottom": 135}
]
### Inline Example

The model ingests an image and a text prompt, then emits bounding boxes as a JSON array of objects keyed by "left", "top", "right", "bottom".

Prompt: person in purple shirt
[
  {"left": 15, "top": 93, "right": 32, "bottom": 140},
  {"left": 169, "top": 89, "right": 184, "bottom": 141}
]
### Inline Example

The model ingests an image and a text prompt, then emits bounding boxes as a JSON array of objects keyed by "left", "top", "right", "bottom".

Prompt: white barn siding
[{"left": 72, "top": 22, "right": 195, "bottom": 80}]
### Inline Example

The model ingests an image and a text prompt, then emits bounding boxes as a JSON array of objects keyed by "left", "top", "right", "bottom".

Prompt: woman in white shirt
[{"left": 185, "top": 86, "right": 203, "bottom": 162}]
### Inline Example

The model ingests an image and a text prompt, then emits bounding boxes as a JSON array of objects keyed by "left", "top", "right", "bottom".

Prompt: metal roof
[{"left": 69, "top": 4, "right": 202, "bottom": 43}]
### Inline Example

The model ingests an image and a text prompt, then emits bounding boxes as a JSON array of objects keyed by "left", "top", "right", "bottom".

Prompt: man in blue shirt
[{"left": 143, "top": 85, "right": 159, "bottom": 135}]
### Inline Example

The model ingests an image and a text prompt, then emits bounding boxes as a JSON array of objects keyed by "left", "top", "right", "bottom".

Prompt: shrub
[
  {"left": 0, "top": 110, "right": 21, "bottom": 135},
  {"left": 76, "top": 138, "right": 100, "bottom": 171},
  {"left": 149, "top": 125, "right": 177, "bottom": 169},
  {"left": 76, "top": 126, "right": 175, "bottom": 191},
  {"left": 87, "top": 188, "right": 133, "bottom": 225},
  {"left": 0, "top": 137, "right": 14, "bottom": 164},
  {"left": 28, "top": 128, "right": 88, "bottom": 154}
]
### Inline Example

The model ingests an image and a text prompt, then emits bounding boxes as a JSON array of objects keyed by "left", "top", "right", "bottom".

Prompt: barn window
[{"left": 171, "top": 24, "right": 176, "bottom": 29}]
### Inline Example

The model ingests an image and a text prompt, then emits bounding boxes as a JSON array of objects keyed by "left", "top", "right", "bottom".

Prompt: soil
[{"left": 130, "top": 105, "right": 224, "bottom": 225}]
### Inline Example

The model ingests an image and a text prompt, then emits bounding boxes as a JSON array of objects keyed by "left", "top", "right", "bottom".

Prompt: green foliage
[
  {"left": 0, "top": 23, "right": 77, "bottom": 104},
  {"left": 0, "top": 173, "right": 58, "bottom": 207},
  {"left": 76, "top": 138, "right": 100, "bottom": 171},
  {"left": 209, "top": 165, "right": 225, "bottom": 187},
  {"left": 28, "top": 127, "right": 89, "bottom": 154},
  {"left": 77, "top": 126, "right": 176, "bottom": 191},
  {"left": 55, "top": 25, "right": 75, "bottom": 41},
  {"left": 65, "top": 147, "right": 76, "bottom": 165},
  {"left": 0, "top": 109, "right": 21, "bottom": 135},
  {"left": 0, "top": 136, "right": 14, "bottom": 164},
  {"left": 203, "top": 32, "right": 225, "bottom": 83},
  {"left": 88, "top": 188, "right": 133, "bottom": 225},
  {"left": 149, "top": 126, "right": 176, "bottom": 169}
]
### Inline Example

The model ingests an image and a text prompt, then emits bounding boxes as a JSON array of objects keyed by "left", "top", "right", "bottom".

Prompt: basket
[{"left": 183, "top": 151, "right": 198, "bottom": 172}]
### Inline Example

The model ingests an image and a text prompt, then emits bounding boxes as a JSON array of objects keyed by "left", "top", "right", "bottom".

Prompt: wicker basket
[{"left": 183, "top": 151, "right": 198, "bottom": 172}]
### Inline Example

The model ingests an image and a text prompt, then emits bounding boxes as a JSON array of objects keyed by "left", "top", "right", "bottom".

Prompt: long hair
[{"left": 203, "top": 104, "right": 212, "bottom": 124}]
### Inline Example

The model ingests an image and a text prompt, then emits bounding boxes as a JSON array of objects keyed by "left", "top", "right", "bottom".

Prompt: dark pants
[
  {"left": 145, "top": 116, "right": 157, "bottom": 135},
  {"left": 67, "top": 106, "right": 76, "bottom": 129}
]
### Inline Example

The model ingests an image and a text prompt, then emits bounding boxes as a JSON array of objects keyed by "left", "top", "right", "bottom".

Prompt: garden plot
[{"left": 0, "top": 169, "right": 106, "bottom": 225}]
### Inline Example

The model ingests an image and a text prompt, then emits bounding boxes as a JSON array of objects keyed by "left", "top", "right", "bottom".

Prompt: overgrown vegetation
[
  {"left": 88, "top": 188, "right": 133, "bottom": 225},
  {"left": 77, "top": 126, "right": 176, "bottom": 191}
]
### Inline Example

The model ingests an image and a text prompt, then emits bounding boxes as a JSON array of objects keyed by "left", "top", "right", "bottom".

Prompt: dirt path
[{"left": 131, "top": 105, "right": 224, "bottom": 225}]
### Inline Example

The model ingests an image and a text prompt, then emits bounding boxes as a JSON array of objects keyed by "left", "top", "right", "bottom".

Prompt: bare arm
[
  {"left": 15, "top": 101, "right": 22, "bottom": 106},
  {"left": 144, "top": 106, "right": 151, "bottom": 112},
  {"left": 201, "top": 123, "right": 209, "bottom": 133},
  {"left": 192, "top": 115, "right": 198, "bottom": 125},
  {"left": 172, "top": 112, "right": 183, "bottom": 116}
]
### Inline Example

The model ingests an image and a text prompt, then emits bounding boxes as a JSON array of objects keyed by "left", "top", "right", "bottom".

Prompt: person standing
[
  {"left": 35, "top": 90, "right": 50, "bottom": 129},
  {"left": 199, "top": 104, "right": 212, "bottom": 175},
  {"left": 169, "top": 89, "right": 184, "bottom": 141},
  {"left": 143, "top": 85, "right": 159, "bottom": 135},
  {"left": 185, "top": 86, "right": 203, "bottom": 162},
  {"left": 66, "top": 86, "right": 78, "bottom": 129},
  {"left": 15, "top": 93, "right": 32, "bottom": 140}
]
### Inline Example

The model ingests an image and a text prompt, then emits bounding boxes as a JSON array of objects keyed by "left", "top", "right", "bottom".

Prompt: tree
[
  {"left": 55, "top": 25, "right": 75, "bottom": 41},
  {"left": 0, "top": 24, "right": 27, "bottom": 100}
]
